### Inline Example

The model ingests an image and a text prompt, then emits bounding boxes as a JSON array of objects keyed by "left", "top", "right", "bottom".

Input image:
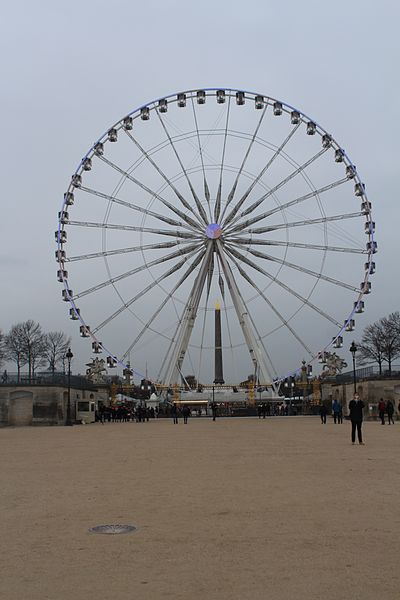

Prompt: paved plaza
[{"left": 1, "top": 417, "right": 399, "bottom": 600}]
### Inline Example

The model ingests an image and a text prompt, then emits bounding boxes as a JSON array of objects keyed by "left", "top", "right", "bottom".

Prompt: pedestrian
[
  {"left": 211, "top": 402, "right": 217, "bottom": 422},
  {"left": 348, "top": 393, "right": 365, "bottom": 445},
  {"left": 171, "top": 404, "right": 179, "bottom": 424},
  {"left": 182, "top": 405, "right": 190, "bottom": 424},
  {"left": 257, "top": 404, "right": 262, "bottom": 419},
  {"left": 378, "top": 398, "right": 386, "bottom": 425},
  {"left": 386, "top": 400, "right": 395, "bottom": 425},
  {"left": 319, "top": 404, "right": 328, "bottom": 424},
  {"left": 332, "top": 399, "right": 342, "bottom": 424},
  {"left": 261, "top": 404, "right": 267, "bottom": 419}
]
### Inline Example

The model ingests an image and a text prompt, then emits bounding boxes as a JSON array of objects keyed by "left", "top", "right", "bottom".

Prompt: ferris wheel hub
[{"left": 206, "top": 223, "right": 222, "bottom": 239}]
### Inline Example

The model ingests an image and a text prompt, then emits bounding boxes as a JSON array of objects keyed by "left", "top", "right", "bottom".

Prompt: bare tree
[
  {"left": 5, "top": 324, "right": 27, "bottom": 382},
  {"left": 0, "top": 328, "right": 5, "bottom": 368},
  {"left": 44, "top": 331, "right": 71, "bottom": 374},
  {"left": 381, "top": 312, "right": 400, "bottom": 375},
  {"left": 18, "top": 320, "right": 47, "bottom": 381},
  {"left": 357, "top": 321, "right": 386, "bottom": 375}
]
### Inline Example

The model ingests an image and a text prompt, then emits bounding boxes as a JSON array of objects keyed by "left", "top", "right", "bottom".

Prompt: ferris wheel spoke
[
  {"left": 66, "top": 239, "right": 196, "bottom": 263},
  {"left": 66, "top": 219, "right": 200, "bottom": 239},
  {"left": 123, "top": 129, "right": 207, "bottom": 226},
  {"left": 233, "top": 211, "right": 364, "bottom": 235},
  {"left": 79, "top": 185, "right": 199, "bottom": 233},
  {"left": 73, "top": 242, "right": 202, "bottom": 300},
  {"left": 227, "top": 242, "right": 360, "bottom": 292},
  {"left": 230, "top": 238, "right": 366, "bottom": 254},
  {"left": 223, "top": 147, "right": 329, "bottom": 230},
  {"left": 228, "top": 253, "right": 313, "bottom": 356},
  {"left": 224, "top": 176, "right": 348, "bottom": 235},
  {"left": 97, "top": 155, "right": 203, "bottom": 231},
  {"left": 92, "top": 248, "right": 202, "bottom": 335},
  {"left": 154, "top": 108, "right": 209, "bottom": 226},
  {"left": 221, "top": 123, "right": 301, "bottom": 227},
  {"left": 120, "top": 249, "right": 206, "bottom": 362},
  {"left": 214, "top": 95, "right": 232, "bottom": 223},
  {"left": 225, "top": 245, "right": 342, "bottom": 328},
  {"left": 219, "top": 105, "right": 268, "bottom": 224},
  {"left": 190, "top": 97, "right": 212, "bottom": 222}
]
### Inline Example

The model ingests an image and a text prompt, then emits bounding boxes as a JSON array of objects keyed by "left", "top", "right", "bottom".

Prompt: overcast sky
[{"left": 1, "top": 0, "right": 398, "bottom": 380}]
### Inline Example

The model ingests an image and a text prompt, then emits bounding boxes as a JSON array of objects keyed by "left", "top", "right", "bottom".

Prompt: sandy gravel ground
[{"left": 1, "top": 416, "right": 399, "bottom": 600}]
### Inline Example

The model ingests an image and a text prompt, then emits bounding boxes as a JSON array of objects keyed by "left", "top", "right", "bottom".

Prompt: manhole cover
[{"left": 89, "top": 524, "right": 137, "bottom": 535}]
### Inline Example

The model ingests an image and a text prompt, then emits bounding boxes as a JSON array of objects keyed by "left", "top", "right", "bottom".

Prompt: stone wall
[
  {"left": 0, "top": 385, "right": 109, "bottom": 427},
  {"left": 321, "top": 378, "right": 400, "bottom": 419}
]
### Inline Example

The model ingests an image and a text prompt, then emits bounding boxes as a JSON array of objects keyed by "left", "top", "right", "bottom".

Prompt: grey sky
[{"left": 1, "top": 0, "right": 399, "bottom": 380}]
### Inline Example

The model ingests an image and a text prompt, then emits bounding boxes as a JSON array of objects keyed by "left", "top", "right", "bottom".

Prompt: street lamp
[
  {"left": 65, "top": 348, "right": 73, "bottom": 426},
  {"left": 349, "top": 341, "right": 357, "bottom": 394}
]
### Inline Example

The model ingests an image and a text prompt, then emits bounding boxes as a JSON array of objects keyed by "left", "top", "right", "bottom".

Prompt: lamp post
[
  {"left": 349, "top": 341, "right": 357, "bottom": 395},
  {"left": 65, "top": 348, "right": 73, "bottom": 426}
]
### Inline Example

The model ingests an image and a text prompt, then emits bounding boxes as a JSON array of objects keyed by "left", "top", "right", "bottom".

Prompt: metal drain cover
[{"left": 89, "top": 524, "right": 137, "bottom": 535}]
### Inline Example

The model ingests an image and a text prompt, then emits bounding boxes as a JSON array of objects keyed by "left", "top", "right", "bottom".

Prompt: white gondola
[
  {"left": 108, "top": 128, "right": 118, "bottom": 142},
  {"left": 334, "top": 148, "right": 344, "bottom": 162},
  {"left": 82, "top": 157, "right": 92, "bottom": 171},
  {"left": 55, "top": 250, "right": 66, "bottom": 262},
  {"left": 62, "top": 289, "right": 72, "bottom": 301},
  {"left": 354, "top": 301, "right": 365, "bottom": 313},
  {"left": 177, "top": 93, "right": 186, "bottom": 107},
  {"left": 346, "top": 164, "right": 356, "bottom": 179},
  {"left": 345, "top": 319, "right": 355, "bottom": 331},
  {"left": 318, "top": 351, "right": 328, "bottom": 363},
  {"left": 196, "top": 90, "right": 206, "bottom": 104},
  {"left": 64, "top": 192, "right": 74, "bottom": 205},
  {"left": 216, "top": 90, "right": 225, "bottom": 104},
  {"left": 92, "top": 341, "right": 102, "bottom": 353},
  {"left": 366, "top": 241, "right": 377, "bottom": 253},
  {"left": 80, "top": 325, "right": 90, "bottom": 337},
  {"left": 141, "top": 107, "right": 150, "bottom": 120},
  {"left": 255, "top": 95, "right": 264, "bottom": 109},
  {"left": 107, "top": 356, "right": 117, "bottom": 368},
  {"left": 333, "top": 336, "right": 343, "bottom": 348},
  {"left": 94, "top": 142, "right": 104, "bottom": 156},
  {"left": 354, "top": 182, "right": 365, "bottom": 196},
  {"left": 236, "top": 91, "right": 245, "bottom": 105},
  {"left": 57, "top": 269, "right": 68, "bottom": 282},
  {"left": 360, "top": 281, "right": 371, "bottom": 294},
  {"left": 273, "top": 101, "right": 282, "bottom": 115},
  {"left": 365, "top": 221, "right": 375, "bottom": 234},
  {"left": 364, "top": 261, "right": 375, "bottom": 274},
  {"left": 158, "top": 99, "right": 168, "bottom": 113},
  {"left": 322, "top": 134, "right": 332, "bottom": 148},
  {"left": 306, "top": 121, "right": 316, "bottom": 135},
  {"left": 361, "top": 201, "right": 372, "bottom": 214},
  {"left": 123, "top": 116, "right": 133, "bottom": 130},
  {"left": 71, "top": 174, "right": 82, "bottom": 188},
  {"left": 55, "top": 230, "right": 67, "bottom": 243},
  {"left": 291, "top": 111, "right": 300, "bottom": 124},
  {"left": 69, "top": 307, "right": 80, "bottom": 320},
  {"left": 58, "top": 211, "right": 69, "bottom": 223}
]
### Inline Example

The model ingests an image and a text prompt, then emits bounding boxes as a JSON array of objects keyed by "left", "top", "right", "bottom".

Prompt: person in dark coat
[
  {"left": 386, "top": 400, "right": 395, "bottom": 425},
  {"left": 378, "top": 398, "right": 386, "bottom": 425},
  {"left": 171, "top": 404, "right": 179, "bottom": 424},
  {"left": 348, "top": 393, "right": 365, "bottom": 444},
  {"left": 182, "top": 405, "right": 190, "bottom": 424},
  {"left": 319, "top": 404, "right": 328, "bottom": 424}
]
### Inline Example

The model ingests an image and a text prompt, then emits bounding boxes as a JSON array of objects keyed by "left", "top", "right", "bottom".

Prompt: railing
[
  {"left": 336, "top": 364, "right": 400, "bottom": 383},
  {"left": 0, "top": 372, "right": 98, "bottom": 389}
]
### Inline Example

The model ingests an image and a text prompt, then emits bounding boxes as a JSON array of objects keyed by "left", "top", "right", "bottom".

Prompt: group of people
[
  {"left": 377, "top": 398, "right": 396, "bottom": 425},
  {"left": 96, "top": 404, "right": 157, "bottom": 423}
]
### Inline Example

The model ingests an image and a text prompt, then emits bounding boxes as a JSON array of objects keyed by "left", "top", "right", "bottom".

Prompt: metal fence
[
  {"left": 0, "top": 371, "right": 98, "bottom": 389},
  {"left": 336, "top": 364, "right": 400, "bottom": 384}
]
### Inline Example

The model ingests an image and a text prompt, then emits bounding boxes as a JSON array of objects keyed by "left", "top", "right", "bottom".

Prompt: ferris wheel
[{"left": 55, "top": 88, "right": 376, "bottom": 392}]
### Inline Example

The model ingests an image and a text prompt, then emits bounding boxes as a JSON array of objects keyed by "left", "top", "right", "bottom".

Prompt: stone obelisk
[{"left": 214, "top": 301, "right": 225, "bottom": 384}]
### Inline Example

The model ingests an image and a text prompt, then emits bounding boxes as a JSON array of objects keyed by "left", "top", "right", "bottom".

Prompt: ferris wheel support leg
[
  {"left": 162, "top": 243, "right": 213, "bottom": 385},
  {"left": 216, "top": 240, "right": 278, "bottom": 395}
]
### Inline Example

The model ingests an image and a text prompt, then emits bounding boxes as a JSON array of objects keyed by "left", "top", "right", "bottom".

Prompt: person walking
[
  {"left": 171, "top": 404, "right": 179, "bottom": 424},
  {"left": 378, "top": 398, "right": 386, "bottom": 425},
  {"left": 319, "top": 404, "right": 328, "bottom": 424},
  {"left": 386, "top": 400, "right": 395, "bottom": 425},
  {"left": 332, "top": 399, "right": 342, "bottom": 424},
  {"left": 211, "top": 402, "right": 217, "bottom": 422},
  {"left": 182, "top": 405, "right": 190, "bottom": 424},
  {"left": 348, "top": 393, "right": 365, "bottom": 445}
]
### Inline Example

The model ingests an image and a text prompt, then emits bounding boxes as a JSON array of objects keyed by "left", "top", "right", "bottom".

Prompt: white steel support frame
[
  {"left": 162, "top": 243, "right": 214, "bottom": 385},
  {"left": 215, "top": 240, "right": 278, "bottom": 394}
]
